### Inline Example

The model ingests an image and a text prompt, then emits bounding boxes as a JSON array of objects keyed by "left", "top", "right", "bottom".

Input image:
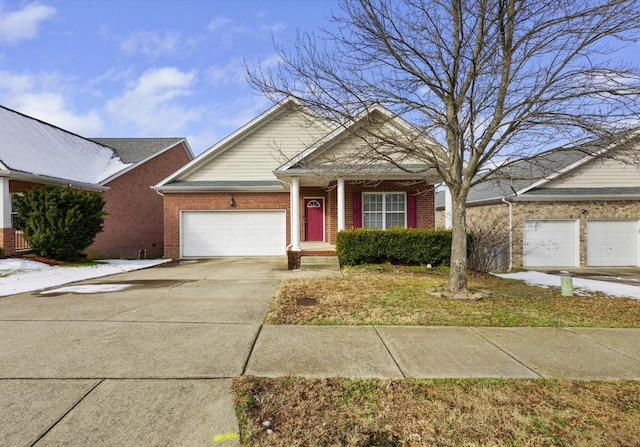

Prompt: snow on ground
[
  {"left": 0, "top": 258, "right": 170, "bottom": 297},
  {"left": 495, "top": 271, "right": 640, "bottom": 300}
]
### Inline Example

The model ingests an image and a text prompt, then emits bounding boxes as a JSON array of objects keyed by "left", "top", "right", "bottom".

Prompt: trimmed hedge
[{"left": 336, "top": 228, "right": 456, "bottom": 266}]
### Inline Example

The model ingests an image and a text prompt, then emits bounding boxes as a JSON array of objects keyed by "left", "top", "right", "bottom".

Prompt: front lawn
[
  {"left": 265, "top": 265, "right": 640, "bottom": 327},
  {"left": 234, "top": 376, "right": 640, "bottom": 446}
]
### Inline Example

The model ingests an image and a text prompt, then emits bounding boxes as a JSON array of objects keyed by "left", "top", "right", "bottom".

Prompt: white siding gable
[
  {"left": 545, "top": 155, "right": 640, "bottom": 188},
  {"left": 184, "top": 109, "right": 327, "bottom": 182}
]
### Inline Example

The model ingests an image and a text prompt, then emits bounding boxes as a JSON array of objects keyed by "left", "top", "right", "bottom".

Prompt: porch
[{"left": 288, "top": 241, "right": 337, "bottom": 270}]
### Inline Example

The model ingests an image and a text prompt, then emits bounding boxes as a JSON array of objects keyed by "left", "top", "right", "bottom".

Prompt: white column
[
  {"left": 337, "top": 178, "right": 345, "bottom": 231},
  {"left": 291, "top": 177, "right": 301, "bottom": 251},
  {"left": 0, "top": 178, "right": 12, "bottom": 229},
  {"left": 444, "top": 185, "right": 453, "bottom": 229}
]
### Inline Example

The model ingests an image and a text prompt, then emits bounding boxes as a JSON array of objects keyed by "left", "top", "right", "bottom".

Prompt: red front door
[{"left": 304, "top": 198, "right": 324, "bottom": 241}]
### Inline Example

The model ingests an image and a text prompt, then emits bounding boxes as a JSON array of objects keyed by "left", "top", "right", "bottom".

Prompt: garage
[
  {"left": 181, "top": 210, "right": 286, "bottom": 257},
  {"left": 523, "top": 219, "right": 579, "bottom": 267},
  {"left": 587, "top": 220, "right": 638, "bottom": 266}
]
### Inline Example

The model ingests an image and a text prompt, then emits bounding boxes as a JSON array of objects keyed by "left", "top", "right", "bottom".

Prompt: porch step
[{"left": 300, "top": 255, "right": 340, "bottom": 271}]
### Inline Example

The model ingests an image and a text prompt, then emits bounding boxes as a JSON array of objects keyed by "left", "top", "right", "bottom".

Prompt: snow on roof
[{"left": 0, "top": 106, "right": 130, "bottom": 185}]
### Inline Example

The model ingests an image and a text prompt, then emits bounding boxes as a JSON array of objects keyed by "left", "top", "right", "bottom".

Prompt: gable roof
[
  {"left": 435, "top": 130, "right": 640, "bottom": 207},
  {"left": 154, "top": 97, "right": 333, "bottom": 191},
  {"left": 91, "top": 137, "right": 192, "bottom": 164},
  {"left": 273, "top": 104, "right": 442, "bottom": 183},
  {"left": 0, "top": 105, "right": 129, "bottom": 188}
]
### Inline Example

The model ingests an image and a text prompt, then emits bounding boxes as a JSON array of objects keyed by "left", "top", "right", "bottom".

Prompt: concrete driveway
[{"left": 0, "top": 257, "right": 326, "bottom": 447}]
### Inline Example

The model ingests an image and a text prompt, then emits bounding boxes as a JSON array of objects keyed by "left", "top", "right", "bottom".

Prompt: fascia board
[{"left": 4, "top": 170, "right": 108, "bottom": 191}]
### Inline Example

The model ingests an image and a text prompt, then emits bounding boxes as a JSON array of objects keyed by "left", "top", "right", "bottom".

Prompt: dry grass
[
  {"left": 265, "top": 265, "right": 640, "bottom": 327},
  {"left": 234, "top": 376, "right": 640, "bottom": 446}
]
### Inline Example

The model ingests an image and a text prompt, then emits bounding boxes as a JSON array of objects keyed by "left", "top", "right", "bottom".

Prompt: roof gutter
[{"left": 1, "top": 171, "right": 109, "bottom": 192}]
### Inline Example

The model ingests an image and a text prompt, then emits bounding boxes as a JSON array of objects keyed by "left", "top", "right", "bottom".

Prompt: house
[
  {"left": 154, "top": 98, "right": 440, "bottom": 268},
  {"left": 436, "top": 131, "right": 640, "bottom": 269},
  {"left": 0, "top": 105, "right": 193, "bottom": 259},
  {"left": 88, "top": 138, "right": 193, "bottom": 259}
]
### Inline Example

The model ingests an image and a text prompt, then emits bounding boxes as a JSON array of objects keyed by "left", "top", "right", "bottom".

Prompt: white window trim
[{"left": 362, "top": 192, "right": 407, "bottom": 229}]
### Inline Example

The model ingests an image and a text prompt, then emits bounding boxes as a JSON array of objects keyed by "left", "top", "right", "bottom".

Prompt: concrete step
[{"left": 300, "top": 256, "right": 340, "bottom": 271}]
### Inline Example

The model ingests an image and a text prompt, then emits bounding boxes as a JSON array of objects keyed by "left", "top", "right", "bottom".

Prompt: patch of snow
[
  {"left": 40, "top": 284, "right": 133, "bottom": 295},
  {"left": 0, "top": 106, "right": 131, "bottom": 185},
  {"left": 0, "top": 259, "right": 170, "bottom": 297},
  {"left": 495, "top": 271, "right": 640, "bottom": 300}
]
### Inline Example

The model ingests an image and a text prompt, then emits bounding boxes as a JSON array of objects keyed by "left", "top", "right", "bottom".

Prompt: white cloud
[
  {"left": 0, "top": 2, "right": 56, "bottom": 44},
  {"left": 0, "top": 69, "right": 104, "bottom": 135},
  {"left": 106, "top": 67, "right": 203, "bottom": 135},
  {"left": 207, "top": 16, "right": 233, "bottom": 31},
  {"left": 206, "top": 58, "right": 247, "bottom": 86},
  {"left": 11, "top": 92, "right": 104, "bottom": 135},
  {"left": 120, "top": 29, "right": 184, "bottom": 57}
]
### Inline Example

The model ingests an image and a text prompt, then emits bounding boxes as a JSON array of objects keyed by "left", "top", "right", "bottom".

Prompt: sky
[{"left": 0, "top": 0, "right": 340, "bottom": 155}]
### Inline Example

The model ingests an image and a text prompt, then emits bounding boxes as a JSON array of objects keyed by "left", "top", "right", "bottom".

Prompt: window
[
  {"left": 362, "top": 192, "right": 406, "bottom": 229},
  {"left": 11, "top": 193, "right": 22, "bottom": 229}
]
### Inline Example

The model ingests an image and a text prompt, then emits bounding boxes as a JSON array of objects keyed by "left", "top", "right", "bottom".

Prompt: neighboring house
[
  {"left": 89, "top": 138, "right": 193, "bottom": 259},
  {"left": 0, "top": 105, "right": 193, "bottom": 259},
  {"left": 154, "top": 98, "right": 441, "bottom": 268},
  {"left": 436, "top": 131, "right": 640, "bottom": 269}
]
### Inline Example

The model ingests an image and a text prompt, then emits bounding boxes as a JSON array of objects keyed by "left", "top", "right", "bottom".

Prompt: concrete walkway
[{"left": 1, "top": 258, "right": 639, "bottom": 446}]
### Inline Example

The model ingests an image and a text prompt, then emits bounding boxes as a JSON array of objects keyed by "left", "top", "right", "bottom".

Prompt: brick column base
[{"left": 1, "top": 228, "right": 15, "bottom": 257}]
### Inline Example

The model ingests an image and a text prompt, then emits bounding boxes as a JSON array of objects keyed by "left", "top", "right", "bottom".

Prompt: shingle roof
[
  {"left": 91, "top": 138, "right": 185, "bottom": 164},
  {"left": 435, "top": 131, "right": 640, "bottom": 207}
]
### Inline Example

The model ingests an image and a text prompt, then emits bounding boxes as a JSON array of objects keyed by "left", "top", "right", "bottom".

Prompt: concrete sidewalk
[
  {"left": 246, "top": 325, "right": 640, "bottom": 381},
  {"left": 1, "top": 258, "right": 639, "bottom": 447}
]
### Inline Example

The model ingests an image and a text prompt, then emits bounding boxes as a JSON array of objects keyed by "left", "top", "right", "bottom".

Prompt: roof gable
[
  {"left": 0, "top": 105, "right": 129, "bottom": 185},
  {"left": 155, "top": 97, "right": 332, "bottom": 187}
]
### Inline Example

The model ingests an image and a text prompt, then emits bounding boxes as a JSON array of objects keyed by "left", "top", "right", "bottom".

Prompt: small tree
[{"left": 13, "top": 186, "right": 106, "bottom": 261}]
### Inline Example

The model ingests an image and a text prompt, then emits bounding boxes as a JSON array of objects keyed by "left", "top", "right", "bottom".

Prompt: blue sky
[{"left": 0, "top": 0, "right": 339, "bottom": 154}]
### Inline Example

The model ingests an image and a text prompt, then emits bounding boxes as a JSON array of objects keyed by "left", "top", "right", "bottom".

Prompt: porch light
[{"left": 230, "top": 197, "right": 236, "bottom": 207}]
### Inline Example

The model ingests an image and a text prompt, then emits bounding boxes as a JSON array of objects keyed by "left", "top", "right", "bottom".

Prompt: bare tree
[{"left": 249, "top": 0, "right": 640, "bottom": 293}]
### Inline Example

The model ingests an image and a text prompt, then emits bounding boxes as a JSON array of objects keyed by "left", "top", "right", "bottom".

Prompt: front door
[{"left": 304, "top": 198, "right": 324, "bottom": 241}]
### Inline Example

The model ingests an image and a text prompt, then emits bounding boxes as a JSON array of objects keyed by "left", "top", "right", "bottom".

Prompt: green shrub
[
  {"left": 13, "top": 186, "right": 106, "bottom": 262},
  {"left": 336, "top": 228, "right": 457, "bottom": 266}
]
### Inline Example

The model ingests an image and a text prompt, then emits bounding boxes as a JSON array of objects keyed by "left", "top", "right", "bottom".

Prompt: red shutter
[
  {"left": 407, "top": 192, "right": 417, "bottom": 228},
  {"left": 352, "top": 192, "right": 362, "bottom": 228}
]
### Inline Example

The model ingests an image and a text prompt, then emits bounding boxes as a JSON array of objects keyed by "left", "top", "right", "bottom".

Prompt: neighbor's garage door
[
  {"left": 587, "top": 220, "right": 638, "bottom": 266},
  {"left": 181, "top": 211, "right": 286, "bottom": 257},
  {"left": 523, "top": 219, "right": 579, "bottom": 267}
]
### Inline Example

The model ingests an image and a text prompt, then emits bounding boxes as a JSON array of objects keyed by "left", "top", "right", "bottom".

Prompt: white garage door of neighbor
[
  {"left": 181, "top": 211, "right": 286, "bottom": 257},
  {"left": 587, "top": 220, "right": 638, "bottom": 267},
  {"left": 523, "top": 219, "right": 578, "bottom": 267}
]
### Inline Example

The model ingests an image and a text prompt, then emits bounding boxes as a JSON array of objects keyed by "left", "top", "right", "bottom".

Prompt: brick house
[
  {"left": 154, "top": 98, "right": 440, "bottom": 268},
  {"left": 436, "top": 132, "right": 640, "bottom": 269},
  {"left": 0, "top": 105, "right": 193, "bottom": 259}
]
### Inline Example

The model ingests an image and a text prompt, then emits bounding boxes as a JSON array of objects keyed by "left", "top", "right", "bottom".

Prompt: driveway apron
[{"left": 0, "top": 257, "right": 300, "bottom": 447}]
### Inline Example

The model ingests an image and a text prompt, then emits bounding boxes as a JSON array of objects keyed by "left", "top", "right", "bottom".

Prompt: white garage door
[
  {"left": 523, "top": 219, "right": 578, "bottom": 267},
  {"left": 587, "top": 220, "right": 638, "bottom": 266},
  {"left": 181, "top": 211, "right": 286, "bottom": 257}
]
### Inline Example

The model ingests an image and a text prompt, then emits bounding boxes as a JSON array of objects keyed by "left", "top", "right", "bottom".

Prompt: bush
[
  {"left": 336, "top": 228, "right": 456, "bottom": 266},
  {"left": 13, "top": 186, "right": 106, "bottom": 261}
]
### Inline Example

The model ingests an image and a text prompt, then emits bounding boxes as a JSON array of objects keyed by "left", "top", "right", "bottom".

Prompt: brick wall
[
  {"left": 163, "top": 180, "right": 436, "bottom": 258},
  {"left": 163, "top": 192, "right": 291, "bottom": 259},
  {"left": 86, "top": 143, "right": 192, "bottom": 259},
  {"left": 438, "top": 200, "right": 640, "bottom": 269}
]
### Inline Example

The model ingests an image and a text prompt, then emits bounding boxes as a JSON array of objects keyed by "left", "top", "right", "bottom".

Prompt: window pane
[
  {"left": 385, "top": 213, "right": 405, "bottom": 228},
  {"left": 385, "top": 193, "right": 405, "bottom": 212},
  {"left": 363, "top": 213, "right": 383, "bottom": 229},
  {"left": 363, "top": 193, "right": 382, "bottom": 212}
]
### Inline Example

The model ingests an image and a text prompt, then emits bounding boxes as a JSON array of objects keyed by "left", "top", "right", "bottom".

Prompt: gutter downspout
[{"left": 501, "top": 196, "right": 513, "bottom": 272}]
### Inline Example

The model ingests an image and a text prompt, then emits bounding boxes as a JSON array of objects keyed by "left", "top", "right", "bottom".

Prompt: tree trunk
[{"left": 448, "top": 190, "right": 468, "bottom": 292}]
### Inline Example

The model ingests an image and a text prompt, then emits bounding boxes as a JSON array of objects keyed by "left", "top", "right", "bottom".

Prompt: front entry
[{"left": 304, "top": 198, "right": 324, "bottom": 241}]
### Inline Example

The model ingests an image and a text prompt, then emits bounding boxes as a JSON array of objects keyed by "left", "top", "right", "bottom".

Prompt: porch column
[
  {"left": 291, "top": 176, "right": 301, "bottom": 251},
  {"left": 0, "top": 178, "right": 11, "bottom": 229},
  {"left": 444, "top": 185, "right": 452, "bottom": 229},
  {"left": 337, "top": 178, "right": 345, "bottom": 231},
  {"left": 0, "top": 177, "right": 14, "bottom": 256}
]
